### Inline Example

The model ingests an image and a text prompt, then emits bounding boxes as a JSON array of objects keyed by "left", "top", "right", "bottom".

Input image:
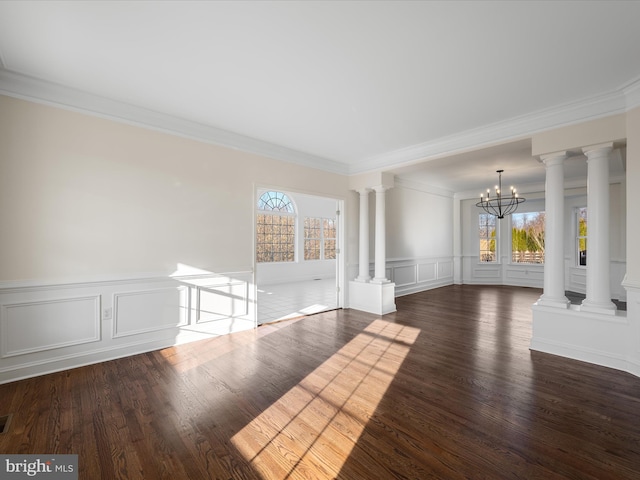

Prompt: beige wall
[
  {"left": 0, "top": 95, "right": 349, "bottom": 282},
  {"left": 626, "top": 107, "right": 640, "bottom": 285},
  {"left": 531, "top": 113, "right": 626, "bottom": 156},
  {"left": 386, "top": 185, "right": 453, "bottom": 259}
]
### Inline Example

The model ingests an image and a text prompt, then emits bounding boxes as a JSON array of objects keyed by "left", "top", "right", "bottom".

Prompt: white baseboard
[{"left": 530, "top": 337, "right": 630, "bottom": 373}]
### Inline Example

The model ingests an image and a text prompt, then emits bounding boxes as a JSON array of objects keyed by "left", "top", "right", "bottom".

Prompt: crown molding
[
  {"left": 394, "top": 177, "right": 454, "bottom": 198},
  {"left": 348, "top": 85, "right": 631, "bottom": 175},
  {"left": 0, "top": 68, "right": 349, "bottom": 175},
  {"left": 1, "top": 67, "right": 637, "bottom": 179},
  {"left": 622, "top": 75, "right": 640, "bottom": 111}
]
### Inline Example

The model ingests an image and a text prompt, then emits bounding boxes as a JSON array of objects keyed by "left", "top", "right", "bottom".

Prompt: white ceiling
[{"left": 0, "top": 1, "right": 638, "bottom": 193}]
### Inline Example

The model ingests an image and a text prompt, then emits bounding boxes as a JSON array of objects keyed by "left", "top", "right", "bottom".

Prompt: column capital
[
  {"left": 539, "top": 151, "right": 567, "bottom": 166},
  {"left": 372, "top": 184, "right": 392, "bottom": 193},
  {"left": 355, "top": 187, "right": 371, "bottom": 195},
  {"left": 583, "top": 142, "right": 614, "bottom": 158}
]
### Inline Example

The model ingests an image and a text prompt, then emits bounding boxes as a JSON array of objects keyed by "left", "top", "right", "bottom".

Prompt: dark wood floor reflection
[{"left": 1, "top": 285, "right": 640, "bottom": 479}]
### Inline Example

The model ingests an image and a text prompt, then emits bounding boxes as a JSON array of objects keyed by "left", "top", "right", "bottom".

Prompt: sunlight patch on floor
[{"left": 231, "top": 319, "right": 420, "bottom": 479}]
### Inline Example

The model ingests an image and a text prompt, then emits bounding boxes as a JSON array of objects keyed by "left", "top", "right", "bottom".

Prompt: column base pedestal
[
  {"left": 535, "top": 295, "right": 571, "bottom": 309},
  {"left": 349, "top": 281, "right": 396, "bottom": 315},
  {"left": 580, "top": 299, "right": 617, "bottom": 315}
]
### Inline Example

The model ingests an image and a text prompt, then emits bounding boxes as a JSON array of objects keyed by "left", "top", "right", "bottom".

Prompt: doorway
[{"left": 255, "top": 188, "right": 343, "bottom": 325}]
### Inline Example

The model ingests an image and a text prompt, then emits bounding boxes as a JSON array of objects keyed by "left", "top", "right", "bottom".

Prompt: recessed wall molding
[
  {"left": 386, "top": 257, "right": 454, "bottom": 297},
  {"left": 0, "top": 295, "right": 101, "bottom": 358},
  {"left": 113, "top": 287, "right": 190, "bottom": 338},
  {"left": 196, "top": 281, "right": 250, "bottom": 324},
  {"left": 0, "top": 270, "right": 255, "bottom": 384}
]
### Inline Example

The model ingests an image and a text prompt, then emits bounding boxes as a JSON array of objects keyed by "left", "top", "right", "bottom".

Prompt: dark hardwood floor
[{"left": 1, "top": 285, "right": 640, "bottom": 479}]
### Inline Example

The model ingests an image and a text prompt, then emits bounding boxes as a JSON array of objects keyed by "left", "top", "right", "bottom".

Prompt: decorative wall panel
[
  {"left": 393, "top": 265, "right": 417, "bottom": 288},
  {"left": 1, "top": 295, "right": 100, "bottom": 357},
  {"left": 417, "top": 262, "right": 437, "bottom": 282},
  {"left": 113, "top": 286, "right": 189, "bottom": 338},
  {"left": 197, "top": 281, "right": 249, "bottom": 324}
]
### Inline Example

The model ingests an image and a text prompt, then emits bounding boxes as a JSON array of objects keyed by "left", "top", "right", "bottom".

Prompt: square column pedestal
[{"left": 349, "top": 280, "right": 397, "bottom": 315}]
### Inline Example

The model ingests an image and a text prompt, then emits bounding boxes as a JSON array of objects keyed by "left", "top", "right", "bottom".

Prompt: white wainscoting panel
[
  {"left": 472, "top": 265, "right": 502, "bottom": 281},
  {"left": 1, "top": 295, "right": 100, "bottom": 357},
  {"left": 438, "top": 261, "right": 453, "bottom": 279},
  {"left": 347, "top": 257, "right": 455, "bottom": 304},
  {"left": 197, "top": 281, "right": 249, "bottom": 324},
  {"left": 417, "top": 262, "right": 437, "bottom": 283},
  {"left": 504, "top": 266, "right": 544, "bottom": 288},
  {"left": 389, "top": 257, "right": 454, "bottom": 297},
  {"left": 113, "top": 287, "right": 189, "bottom": 338},
  {"left": 393, "top": 265, "right": 417, "bottom": 288},
  {"left": 0, "top": 269, "right": 255, "bottom": 384}
]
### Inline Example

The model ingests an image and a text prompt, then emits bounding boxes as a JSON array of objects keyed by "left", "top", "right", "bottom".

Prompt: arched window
[
  {"left": 257, "top": 191, "right": 294, "bottom": 213},
  {"left": 256, "top": 191, "right": 296, "bottom": 263}
]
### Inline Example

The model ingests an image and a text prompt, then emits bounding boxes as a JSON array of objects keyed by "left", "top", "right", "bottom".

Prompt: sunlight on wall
[
  {"left": 169, "top": 263, "right": 256, "bottom": 338},
  {"left": 231, "top": 319, "right": 420, "bottom": 478}
]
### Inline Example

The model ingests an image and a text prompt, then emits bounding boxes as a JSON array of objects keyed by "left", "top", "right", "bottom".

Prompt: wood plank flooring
[{"left": 1, "top": 285, "right": 640, "bottom": 479}]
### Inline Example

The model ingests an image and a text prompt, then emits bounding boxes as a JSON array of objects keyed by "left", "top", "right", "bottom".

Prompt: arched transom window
[
  {"left": 257, "top": 191, "right": 294, "bottom": 213},
  {"left": 256, "top": 191, "right": 296, "bottom": 263}
]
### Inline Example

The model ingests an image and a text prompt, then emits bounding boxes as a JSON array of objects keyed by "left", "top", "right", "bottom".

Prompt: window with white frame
[
  {"left": 304, "top": 217, "right": 337, "bottom": 260},
  {"left": 256, "top": 191, "right": 296, "bottom": 263},
  {"left": 323, "top": 218, "right": 337, "bottom": 260},
  {"left": 577, "top": 207, "right": 587, "bottom": 266},
  {"left": 479, "top": 213, "right": 497, "bottom": 262},
  {"left": 511, "top": 211, "right": 545, "bottom": 264}
]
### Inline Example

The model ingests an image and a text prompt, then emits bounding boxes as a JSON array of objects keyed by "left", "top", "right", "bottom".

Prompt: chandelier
[{"left": 476, "top": 170, "right": 525, "bottom": 219}]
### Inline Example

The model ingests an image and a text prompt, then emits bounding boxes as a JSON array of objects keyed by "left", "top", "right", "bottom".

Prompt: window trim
[
  {"left": 478, "top": 213, "right": 498, "bottom": 264},
  {"left": 303, "top": 216, "right": 337, "bottom": 261},
  {"left": 256, "top": 190, "right": 297, "bottom": 264},
  {"left": 510, "top": 211, "right": 545, "bottom": 265},
  {"left": 576, "top": 206, "right": 587, "bottom": 268}
]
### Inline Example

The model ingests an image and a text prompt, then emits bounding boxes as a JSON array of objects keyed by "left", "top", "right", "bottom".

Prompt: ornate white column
[
  {"left": 348, "top": 172, "right": 396, "bottom": 315},
  {"left": 356, "top": 188, "right": 371, "bottom": 282},
  {"left": 581, "top": 143, "right": 616, "bottom": 314},
  {"left": 372, "top": 185, "right": 390, "bottom": 284},
  {"left": 537, "top": 152, "right": 570, "bottom": 308}
]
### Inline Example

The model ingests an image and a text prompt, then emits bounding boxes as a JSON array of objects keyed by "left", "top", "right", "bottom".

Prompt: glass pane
[
  {"left": 479, "top": 214, "right": 496, "bottom": 263},
  {"left": 258, "top": 191, "right": 294, "bottom": 213},
  {"left": 579, "top": 239, "right": 587, "bottom": 266},
  {"left": 324, "top": 239, "right": 336, "bottom": 259},
  {"left": 577, "top": 207, "right": 587, "bottom": 266},
  {"left": 324, "top": 218, "right": 336, "bottom": 239},
  {"left": 578, "top": 207, "right": 587, "bottom": 236},
  {"left": 256, "top": 213, "right": 295, "bottom": 263},
  {"left": 305, "top": 240, "right": 320, "bottom": 260},
  {"left": 511, "top": 212, "right": 545, "bottom": 264}
]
